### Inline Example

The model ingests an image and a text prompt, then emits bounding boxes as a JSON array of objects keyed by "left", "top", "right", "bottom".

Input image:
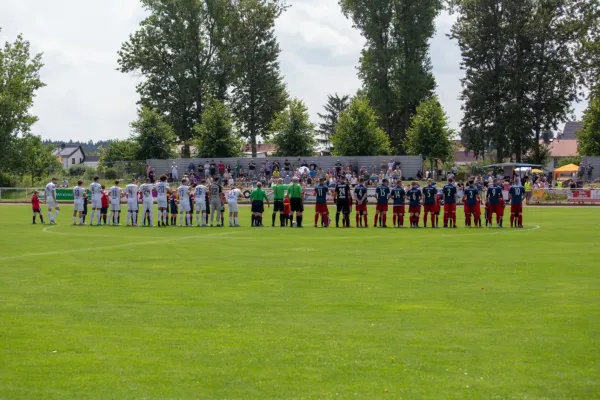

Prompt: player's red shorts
[
  {"left": 393, "top": 205, "right": 405, "bottom": 215},
  {"left": 315, "top": 203, "right": 329, "bottom": 214},
  {"left": 510, "top": 204, "right": 523, "bottom": 214},
  {"left": 489, "top": 203, "right": 501, "bottom": 215},
  {"left": 464, "top": 204, "right": 478, "bottom": 215},
  {"left": 444, "top": 203, "right": 457, "bottom": 213},
  {"left": 409, "top": 205, "right": 421, "bottom": 214},
  {"left": 376, "top": 203, "right": 388, "bottom": 212},
  {"left": 423, "top": 204, "right": 435, "bottom": 213},
  {"left": 355, "top": 204, "right": 367, "bottom": 213}
]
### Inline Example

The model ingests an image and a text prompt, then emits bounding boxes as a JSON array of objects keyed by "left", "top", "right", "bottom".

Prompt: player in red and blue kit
[
  {"left": 390, "top": 181, "right": 406, "bottom": 227},
  {"left": 314, "top": 178, "right": 330, "bottom": 227},
  {"left": 508, "top": 177, "right": 525, "bottom": 228},
  {"left": 354, "top": 178, "right": 368, "bottom": 228},
  {"left": 374, "top": 179, "right": 390, "bottom": 228},
  {"left": 422, "top": 179, "right": 437, "bottom": 228},
  {"left": 463, "top": 180, "right": 480, "bottom": 227},
  {"left": 442, "top": 179, "right": 458, "bottom": 228},
  {"left": 486, "top": 178, "right": 504, "bottom": 227},
  {"left": 407, "top": 182, "right": 422, "bottom": 228}
]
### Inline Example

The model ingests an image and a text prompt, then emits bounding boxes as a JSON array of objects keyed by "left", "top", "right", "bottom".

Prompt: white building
[{"left": 52, "top": 144, "right": 85, "bottom": 170}]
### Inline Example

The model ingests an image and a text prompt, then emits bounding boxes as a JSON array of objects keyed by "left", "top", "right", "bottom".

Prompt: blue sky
[{"left": 0, "top": 0, "right": 588, "bottom": 142}]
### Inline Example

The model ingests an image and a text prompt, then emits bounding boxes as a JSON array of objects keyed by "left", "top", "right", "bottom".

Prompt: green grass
[{"left": 0, "top": 205, "right": 598, "bottom": 399}]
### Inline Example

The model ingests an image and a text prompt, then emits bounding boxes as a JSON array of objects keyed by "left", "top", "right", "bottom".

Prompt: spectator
[
  {"left": 588, "top": 164, "right": 594, "bottom": 182},
  {"left": 188, "top": 162, "right": 196, "bottom": 173},
  {"left": 309, "top": 161, "right": 318, "bottom": 171},
  {"left": 204, "top": 160, "right": 210, "bottom": 177},
  {"left": 61, "top": 179, "right": 69, "bottom": 188},
  {"left": 149, "top": 169, "right": 156, "bottom": 183},
  {"left": 335, "top": 160, "right": 342, "bottom": 177},
  {"left": 171, "top": 164, "right": 179, "bottom": 181},
  {"left": 284, "top": 174, "right": 291, "bottom": 184},
  {"left": 284, "top": 159, "right": 291, "bottom": 173},
  {"left": 218, "top": 161, "right": 225, "bottom": 176},
  {"left": 209, "top": 160, "right": 216, "bottom": 176},
  {"left": 198, "top": 162, "right": 204, "bottom": 176},
  {"left": 301, "top": 159, "right": 309, "bottom": 168},
  {"left": 248, "top": 161, "right": 256, "bottom": 178}
]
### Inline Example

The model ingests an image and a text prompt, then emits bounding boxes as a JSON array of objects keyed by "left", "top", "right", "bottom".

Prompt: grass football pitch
[{"left": 0, "top": 205, "right": 598, "bottom": 399}]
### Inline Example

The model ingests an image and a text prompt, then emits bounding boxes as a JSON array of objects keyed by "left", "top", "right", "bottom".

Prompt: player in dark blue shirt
[
  {"left": 508, "top": 177, "right": 525, "bottom": 228},
  {"left": 375, "top": 179, "right": 391, "bottom": 227},
  {"left": 486, "top": 178, "right": 504, "bottom": 227},
  {"left": 390, "top": 181, "right": 406, "bottom": 227},
  {"left": 354, "top": 178, "right": 368, "bottom": 228},
  {"left": 314, "top": 178, "right": 330, "bottom": 227},
  {"left": 406, "top": 181, "right": 423, "bottom": 228},
  {"left": 334, "top": 176, "right": 351, "bottom": 227},
  {"left": 463, "top": 180, "right": 480, "bottom": 227},
  {"left": 442, "top": 179, "right": 458, "bottom": 228},
  {"left": 422, "top": 178, "right": 437, "bottom": 228}
]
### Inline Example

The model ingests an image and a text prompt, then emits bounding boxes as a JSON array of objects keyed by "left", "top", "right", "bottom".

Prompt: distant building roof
[
  {"left": 546, "top": 139, "right": 578, "bottom": 157},
  {"left": 84, "top": 155, "right": 100, "bottom": 162},
  {"left": 560, "top": 122, "right": 583, "bottom": 140},
  {"left": 51, "top": 144, "right": 85, "bottom": 159}
]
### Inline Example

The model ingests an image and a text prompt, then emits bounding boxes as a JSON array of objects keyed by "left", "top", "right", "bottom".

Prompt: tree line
[{"left": 1, "top": 0, "right": 599, "bottom": 187}]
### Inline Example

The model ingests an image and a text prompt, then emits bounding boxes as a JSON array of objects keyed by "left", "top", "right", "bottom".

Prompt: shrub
[
  {"left": 0, "top": 172, "right": 19, "bottom": 187},
  {"left": 105, "top": 169, "right": 118, "bottom": 180},
  {"left": 69, "top": 165, "right": 86, "bottom": 177}
]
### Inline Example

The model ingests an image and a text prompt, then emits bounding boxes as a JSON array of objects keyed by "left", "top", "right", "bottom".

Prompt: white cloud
[{"left": 0, "top": 0, "right": 587, "bottom": 142}]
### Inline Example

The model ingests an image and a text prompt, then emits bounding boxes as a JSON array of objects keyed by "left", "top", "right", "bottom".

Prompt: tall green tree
[
  {"left": 404, "top": 96, "right": 454, "bottom": 174},
  {"left": 317, "top": 93, "right": 351, "bottom": 149},
  {"left": 230, "top": 0, "right": 288, "bottom": 157},
  {"left": 0, "top": 31, "right": 45, "bottom": 172},
  {"left": 100, "top": 140, "right": 140, "bottom": 164},
  {"left": 131, "top": 106, "right": 176, "bottom": 160},
  {"left": 270, "top": 98, "right": 316, "bottom": 156},
  {"left": 578, "top": 97, "right": 600, "bottom": 156},
  {"left": 17, "top": 134, "right": 61, "bottom": 186},
  {"left": 117, "top": 0, "right": 231, "bottom": 157},
  {"left": 339, "top": 0, "right": 442, "bottom": 151},
  {"left": 331, "top": 96, "right": 391, "bottom": 156},
  {"left": 572, "top": 0, "right": 600, "bottom": 97},
  {"left": 194, "top": 98, "right": 241, "bottom": 158}
]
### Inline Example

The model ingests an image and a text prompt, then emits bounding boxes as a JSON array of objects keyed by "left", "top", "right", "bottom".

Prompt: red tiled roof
[{"left": 546, "top": 139, "right": 578, "bottom": 157}]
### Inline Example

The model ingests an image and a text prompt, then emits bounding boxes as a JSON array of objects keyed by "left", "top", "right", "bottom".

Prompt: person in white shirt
[
  {"left": 227, "top": 186, "right": 243, "bottom": 227},
  {"left": 72, "top": 180, "right": 85, "bottom": 225},
  {"left": 45, "top": 178, "right": 59, "bottom": 224},
  {"left": 89, "top": 176, "right": 103, "bottom": 225},
  {"left": 204, "top": 161, "right": 210, "bottom": 177},
  {"left": 171, "top": 164, "right": 179, "bottom": 181},
  {"left": 109, "top": 180, "right": 123, "bottom": 225},
  {"left": 138, "top": 178, "right": 155, "bottom": 227},
  {"left": 194, "top": 180, "right": 208, "bottom": 227},
  {"left": 228, "top": 177, "right": 234, "bottom": 186},
  {"left": 156, "top": 174, "right": 170, "bottom": 226},
  {"left": 125, "top": 179, "right": 139, "bottom": 226},
  {"left": 177, "top": 179, "right": 191, "bottom": 226}
]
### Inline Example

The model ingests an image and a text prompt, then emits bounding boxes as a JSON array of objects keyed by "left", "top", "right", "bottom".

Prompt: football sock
[
  {"left": 356, "top": 214, "right": 360, "bottom": 226},
  {"left": 336, "top": 212, "right": 340, "bottom": 227},
  {"left": 393, "top": 215, "right": 397, "bottom": 226},
  {"left": 234, "top": 217, "right": 238, "bottom": 225},
  {"left": 297, "top": 216, "right": 302, "bottom": 227},
  {"left": 280, "top": 214, "right": 285, "bottom": 226},
  {"left": 196, "top": 213, "right": 200, "bottom": 225},
  {"left": 127, "top": 212, "right": 131, "bottom": 225},
  {"left": 90, "top": 210, "right": 95, "bottom": 223},
  {"left": 510, "top": 215, "right": 515, "bottom": 227},
  {"left": 73, "top": 216, "right": 76, "bottom": 224},
  {"left": 80, "top": 217, "right": 83, "bottom": 224},
  {"left": 374, "top": 215, "right": 379, "bottom": 227},
  {"left": 345, "top": 214, "right": 350, "bottom": 227},
  {"left": 251, "top": 215, "right": 255, "bottom": 226},
  {"left": 272, "top": 213, "right": 276, "bottom": 226},
  {"left": 363, "top": 215, "right": 368, "bottom": 227},
  {"left": 322, "top": 214, "right": 328, "bottom": 227},
  {"left": 430, "top": 214, "right": 435, "bottom": 227},
  {"left": 315, "top": 214, "right": 319, "bottom": 225},
  {"left": 33, "top": 215, "right": 36, "bottom": 223},
  {"left": 452, "top": 215, "right": 457, "bottom": 227},
  {"left": 382, "top": 215, "right": 387, "bottom": 226},
  {"left": 54, "top": 210, "right": 59, "bottom": 220},
  {"left": 400, "top": 215, "right": 404, "bottom": 227},
  {"left": 229, "top": 216, "right": 233, "bottom": 225},
  {"left": 258, "top": 216, "right": 263, "bottom": 225},
  {"left": 48, "top": 211, "right": 52, "bottom": 221},
  {"left": 518, "top": 215, "right": 522, "bottom": 226},
  {"left": 186, "top": 214, "right": 191, "bottom": 226},
  {"left": 423, "top": 213, "right": 427, "bottom": 227}
]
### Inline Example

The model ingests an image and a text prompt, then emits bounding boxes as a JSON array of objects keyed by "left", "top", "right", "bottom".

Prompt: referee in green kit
[
  {"left": 288, "top": 177, "right": 304, "bottom": 227},
  {"left": 271, "top": 178, "right": 288, "bottom": 227}
]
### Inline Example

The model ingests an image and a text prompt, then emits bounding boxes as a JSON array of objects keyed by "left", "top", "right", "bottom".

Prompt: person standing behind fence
[
  {"left": 209, "top": 179, "right": 223, "bottom": 227},
  {"left": 288, "top": 177, "right": 304, "bottom": 227}
]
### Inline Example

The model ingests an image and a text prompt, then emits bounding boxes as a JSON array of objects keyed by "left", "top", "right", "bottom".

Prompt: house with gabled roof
[{"left": 51, "top": 144, "right": 86, "bottom": 170}]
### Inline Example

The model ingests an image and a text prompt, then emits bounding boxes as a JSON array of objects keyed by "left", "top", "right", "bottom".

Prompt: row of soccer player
[{"left": 39, "top": 174, "right": 525, "bottom": 228}]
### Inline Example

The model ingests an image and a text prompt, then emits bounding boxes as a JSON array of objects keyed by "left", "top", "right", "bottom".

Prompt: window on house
[{"left": 72, "top": 158, "right": 75, "bottom": 165}]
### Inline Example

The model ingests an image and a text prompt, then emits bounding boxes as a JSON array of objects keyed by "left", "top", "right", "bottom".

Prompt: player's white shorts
[
  {"left": 47, "top": 199, "right": 58, "bottom": 209},
  {"left": 142, "top": 199, "right": 153, "bottom": 211},
  {"left": 157, "top": 197, "right": 168, "bottom": 209},
  {"left": 180, "top": 201, "right": 191, "bottom": 212},
  {"left": 228, "top": 203, "right": 238, "bottom": 213},
  {"left": 91, "top": 197, "right": 102, "bottom": 209},
  {"left": 127, "top": 200, "right": 139, "bottom": 211},
  {"left": 195, "top": 201, "right": 207, "bottom": 211},
  {"left": 73, "top": 200, "right": 84, "bottom": 212},
  {"left": 110, "top": 201, "right": 121, "bottom": 211}
]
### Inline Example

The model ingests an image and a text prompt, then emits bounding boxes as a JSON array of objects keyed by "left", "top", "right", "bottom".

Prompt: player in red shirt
[
  {"left": 283, "top": 196, "right": 291, "bottom": 226},
  {"left": 101, "top": 185, "right": 109, "bottom": 225},
  {"left": 31, "top": 191, "right": 44, "bottom": 224}
]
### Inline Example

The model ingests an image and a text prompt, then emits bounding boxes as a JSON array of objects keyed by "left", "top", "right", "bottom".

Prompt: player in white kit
[
  {"left": 156, "top": 175, "right": 169, "bottom": 226},
  {"left": 194, "top": 180, "right": 208, "bottom": 227},
  {"left": 125, "top": 179, "right": 139, "bottom": 226},
  {"left": 45, "top": 178, "right": 59, "bottom": 224},
  {"left": 139, "top": 178, "right": 155, "bottom": 227},
  {"left": 177, "top": 179, "right": 191, "bottom": 226},
  {"left": 227, "top": 186, "right": 243, "bottom": 227},
  {"left": 109, "top": 180, "right": 122, "bottom": 225},
  {"left": 72, "top": 180, "right": 85, "bottom": 225},
  {"left": 89, "top": 176, "right": 103, "bottom": 225}
]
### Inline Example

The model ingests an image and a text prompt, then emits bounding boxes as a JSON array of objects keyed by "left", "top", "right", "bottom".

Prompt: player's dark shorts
[
  {"left": 290, "top": 197, "right": 304, "bottom": 212},
  {"left": 101, "top": 206, "right": 108, "bottom": 215},
  {"left": 393, "top": 205, "right": 405, "bottom": 215},
  {"left": 315, "top": 203, "right": 329, "bottom": 214},
  {"left": 273, "top": 200, "right": 284, "bottom": 212},
  {"left": 336, "top": 199, "right": 350, "bottom": 213},
  {"left": 251, "top": 200, "right": 264, "bottom": 213},
  {"left": 423, "top": 203, "right": 436, "bottom": 213},
  {"left": 32, "top": 208, "right": 41, "bottom": 213}
]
